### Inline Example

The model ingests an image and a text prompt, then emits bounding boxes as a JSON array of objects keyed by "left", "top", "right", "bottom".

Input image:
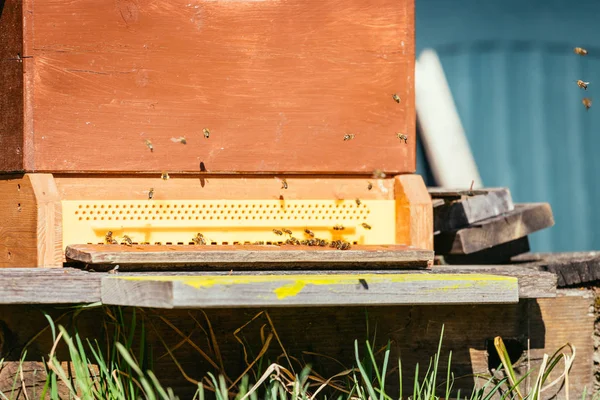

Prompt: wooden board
[
  {"left": 66, "top": 244, "right": 434, "bottom": 270},
  {"left": 432, "top": 188, "right": 514, "bottom": 233},
  {"left": 0, "top": 268, "right": 100, "bottom": 304},
  {"left": 440, "top": 236, "right": 530, "bottom": 265},
  {"left": 434, "top": 203, "right": 554, "bottom": 255},
  {"left": 101, "top": 273, "right": 518, "bottom": 308},
  {"left": 513, "top": 251, "right": 600, "bottom": 287},
  {"left": 4, "top": 0, "right": 415, "bottom": 174}
]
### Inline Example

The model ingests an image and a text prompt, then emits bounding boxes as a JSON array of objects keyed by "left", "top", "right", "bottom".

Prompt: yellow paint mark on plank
[{"left": 115, "top": 274, "right": 517, "bottom": 300}]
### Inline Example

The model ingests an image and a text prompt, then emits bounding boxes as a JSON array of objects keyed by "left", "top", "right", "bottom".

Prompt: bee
[
  {"left": 170, "top": 136, "right": 187, "bottom": 144},
  {"left": 372, "top": 170, "right": 386, "bottom": 179},
  {"left": 304, "top": 228, "right": 315, "bottom": 237},
  {"left": 392, "top": 93, "right": 401, "bottom": 103},
  {"left": 282, "top": 228, "right": 292, "bottom": 235},
  {"left": 574, "top": 47, "right": 588, "bottom": 56},
  {"left": 121, "top": 235, "right": 133, "bottom": 246},
  {"left": 161, "top": 171, "right": 170, "bottom": 180},
  {"left": 367, "top": 182, "right": 373, "bottom": 190},
  {"left": 300, "top": 239, "right": 309, "bottom": 245},
  {"left": 202, "top": 128, "right": 210, "bottom": 138},
  {"left": 583, "top": 97, "right": 592, "bottom": 110},
  {"left": 358, "top": 278, "right": 369, "bottom": 289},
  {"left": 253, "top": 241, "right": 265, "bottom": 245},
  {"left": 273, "top": 229, "right": 283, "bottom": 235},
  {"left": 192, "top": 233, "right": 206, "bottom": 245},
  {"left": 577, "top": 80, "right": 590, "bottom": 90},
  {"left": 339, "top": 241, "right": 351, "bottom": 250},
  {"left": 362, "top": 223, "right": 372, "bottom": 230},
  {"left": 343, "top": 134, "right": 355, "bottom": 141},
  {"left": 148, "top": 188, "right": 154, "bottom": 200},
  {"left": 318, "top": 239, "right": 328, "bottom": 247},
  {"left": 329, "top": 240, "right": 340, "bottom": 248},
  {"left": 290, "top": 237, "right": 300, "bottom": 245},
  {"left": 108, "top": 265, "right": 120, "bottom": 274},
  {"left": 145, "top": 139, "right": 154, "bottom": 152},
  {"left": 396, "top": 133, "right": 408, "bottom": 143},
  {"left": 105, "top": 231, "right": 117, "bottom": 244},
  {"left": 281, "top": 179, "right": 288, "bottom": 190},
  {"left": 333, "top": 224, "right": 345, "bottom": 231},
  {"left": 355, "top": 198, "right": 361, "bottom": 206}
]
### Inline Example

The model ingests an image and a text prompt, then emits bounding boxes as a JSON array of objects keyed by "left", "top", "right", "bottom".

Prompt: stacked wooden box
[{"left": 431, "top": 188, "right": 555, "bottom": 264}]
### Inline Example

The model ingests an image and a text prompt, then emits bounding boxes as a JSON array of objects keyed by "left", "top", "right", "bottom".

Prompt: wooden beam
[
  {"left": 431, "top": 188, "right": 514, "bottom": 233},
  {"left": 101, "top": 273, "right": 518, "bottom": 308},
  {"left": 513, "top": 251, "right": 600, "bottom": 287},
  {"left": 434, "top": 203, "right": 554, "bottom": 255},
  {"left": 440, "top": 237, "right": 530, "bottom": 265},
  {"left": 65, "top": 244, "right": 434, "bottom": 270},
  {"left": 395, "top": 175, "right": 434, "bottom": 250}
]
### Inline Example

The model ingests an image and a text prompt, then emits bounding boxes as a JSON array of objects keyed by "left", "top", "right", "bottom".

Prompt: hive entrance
[{"left": 62, "top": 199, "right": 396, "bottom": 248}]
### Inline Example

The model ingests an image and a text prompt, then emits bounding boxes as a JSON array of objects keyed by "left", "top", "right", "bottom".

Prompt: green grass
[{"left": 0, "top": 307, "right": 588, "bottom": 400}]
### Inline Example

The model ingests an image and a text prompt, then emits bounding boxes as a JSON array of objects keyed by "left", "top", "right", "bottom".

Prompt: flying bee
[
  {"left": 202, "top": 128, "right": 210, "bottom": 138},
  {"left": 355, "top": 198, "right": 361, "bottom": 206},
  {"left": 161, "top": 171, "right": 170, "bottom": 180},
  {"left": 362, "top": 223, "right": 372, "bottom": 230},
  {"left": 583, "top": 97, "right": 592, "bottom": 110},
  {"left": 392, "top": 93, "right": 401, "bottom": 103},
  {"left": 367, "top": 181, "right": 373, "bottom": 190},
  {"left": 170, "top": 136, "right": 187, "bottom": 144},
  {"left": 273, "top": 229, "right": 283, "bottom": 235},
  {"left": 577, "top": 80, "right": 590, "bottom": 90},
  {"left": 281, "top": 179, "right": 288, "bottom": 190},
  {"left": 396, "top": 133, "right": 408, "bottom": 143},
  {"left": 574, "top": 47, "right": 588, "bottom": 56},
  {"left": 343, "top": 134, "right": 355, "bottom": 141},
  {"left": 333, "top": 224, "right": 345, "bottom": 231},
  {"left": 105, "top": 231, "right": 117, "bottom": 244},
  {"left": 282, "top": 228, "right": 292, "bottom": 235},
  {"left": 148, "top": 188, "right": 154, "bottom": 200},
  {"left": 372, "top": 170, "right": 386, "bottom": 179},
  {"left": 121, "top": 235, "right": 133, "bottom": 246},
  {"left": 304, "top": 228, "right": 315, "bottom": 237},
  {"left": 145, "top": 139, "right": 154, "bottom": 152},
  {"left": 192, "top": 233, "right": 206, "bottom": 245}
]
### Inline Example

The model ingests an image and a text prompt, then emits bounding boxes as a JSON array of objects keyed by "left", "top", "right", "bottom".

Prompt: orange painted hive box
[{"left": 0, "top": 0, "right": 415, "bottom": 174}]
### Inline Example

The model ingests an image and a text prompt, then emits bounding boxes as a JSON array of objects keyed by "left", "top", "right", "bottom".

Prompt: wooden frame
[
  {"left": 1, "top": 0, "right": 415, "bottom": 174},
  {"left": 0, "top": 173, "right": 432, "bottom": 268}
]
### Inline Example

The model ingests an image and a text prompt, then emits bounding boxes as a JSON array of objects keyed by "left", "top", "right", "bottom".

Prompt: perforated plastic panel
[{"left": 61, "top": 200, "right": 396, "bottom": 248}]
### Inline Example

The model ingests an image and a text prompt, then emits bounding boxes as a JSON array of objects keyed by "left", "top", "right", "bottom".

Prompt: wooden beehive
[{"left": 0, "top": 0, "right": 415, "bottom": 174}]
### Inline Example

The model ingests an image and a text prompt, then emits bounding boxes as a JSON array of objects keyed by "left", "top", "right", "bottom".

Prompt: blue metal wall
[{"left": 416, "top": 0, "right": 600, "bottom": 251}]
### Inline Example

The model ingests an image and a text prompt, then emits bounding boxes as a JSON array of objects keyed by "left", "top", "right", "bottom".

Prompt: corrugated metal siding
[{"left": 417, "top": 42, "right": 600, "bottom": 251}]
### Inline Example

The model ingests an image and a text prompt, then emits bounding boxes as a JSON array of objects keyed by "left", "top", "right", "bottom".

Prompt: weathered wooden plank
[
  {"left": 65, "top": 244, "right": 434, "bottom": 270},
  {"left": 440, "top": 237, "right": 530, "bottom": 265},
  {"left": 0, "top": 268, "right": 100, "bottom": 304},
  {"left": 101, "top": 273, "right": 519, "bottom": 308},
  {"left": 432, "top": 188, "right": 514, "bottom": 233},
  {"left": 513, "top": 251, "right": 600, "bottom": 287},
  {"left": 434, "top": 203, "right": 554, "bottom": 255}
]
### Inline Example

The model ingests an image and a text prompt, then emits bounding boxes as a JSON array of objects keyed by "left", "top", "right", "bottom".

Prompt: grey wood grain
[
  {"left": 433, "top": 188, "right": 514, "bottom": 233},
  {"left": 513, "top": 251, "right": 600, "bottom": 287},
  {"left": 434, "top": 203, "right": 554, "bottom": 255},
  {"left": 65, "top": 244, "right": 434, "bottom": 271},
  {"left": 101, "top": 273, "right": 519, "bottom": 308}
]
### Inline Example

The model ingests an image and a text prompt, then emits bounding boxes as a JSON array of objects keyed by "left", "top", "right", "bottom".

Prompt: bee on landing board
[
  {"left": 202, "top": 128, "right": 210, "bottom": 139},
  {"left": 105, "top": 231, "right": 117, "bottom": 244},
  {"left": 145, "top": 139, "right": 154, "bottom": 152},
  {"left": 192, "top": 233, "right": 206, "bottom": 245},
  {"left": 392, "top": 93, "right": 401, "bottom": 103},
  {"left": 583, "top": 98, "right": 592, "bottom": 110},
  {"left": 171, "top": 136, "right": 187, "bottom": 144},
  {"left": 121, "top": 235, "right": 133, "bottom": 246},
  {"left": 574, "top": 47, "right": 588, "bottom": 56},
  {"left": 396, "top": 133, "right": 408, "bottom": 143},
  {"left": 343, "top": 134, "right": 355, "bottom": 141},
  {"left": 577, "top": 80, "right": 590, "bottom": 90}
]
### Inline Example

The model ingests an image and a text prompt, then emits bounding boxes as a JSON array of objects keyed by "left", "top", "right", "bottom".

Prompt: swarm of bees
[
  {"left": 192, "top": 233, "right": 207, "bottom": 245},
  {"left": 574, "top": 47, "right": 592, "bottom": 110},
  {"left": 343, "top": 134, "right": 355, "bottom": 141},
  {"left": 202, "top": 128, "right": 210, "bottom": 138}
]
